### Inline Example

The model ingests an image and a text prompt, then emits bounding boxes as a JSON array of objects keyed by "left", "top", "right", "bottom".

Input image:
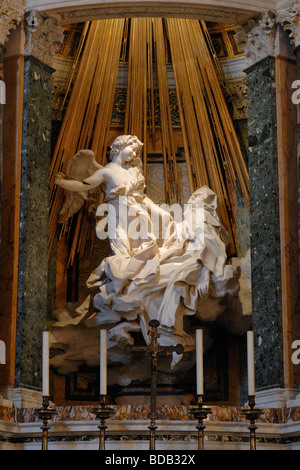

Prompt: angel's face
[{"left": 119, "top": 143, "right": 136, "bottom": 163}]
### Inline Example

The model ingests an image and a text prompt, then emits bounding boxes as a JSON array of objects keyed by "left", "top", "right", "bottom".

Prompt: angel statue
[{"left": 53, "top": 134, "right": 240, "bottom": 372}]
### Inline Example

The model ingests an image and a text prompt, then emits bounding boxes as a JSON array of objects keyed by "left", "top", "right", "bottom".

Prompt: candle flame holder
[
  {"left": 241, "top": 395, "right": 263, "bottom": 450},
  {"left": 92, "top": 395, "right": 115, "bottom": 450},
  {"left": 189, "top": 394, "right": 211, "bottom": 450},
  {"left": 148, "top": 410, "right": 158, "bottom": 451},
  {"left": 34, "top": 395, "right": 57, "bottom": 450}
]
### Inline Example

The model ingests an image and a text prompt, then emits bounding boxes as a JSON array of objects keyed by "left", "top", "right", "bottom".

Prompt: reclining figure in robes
[{"left": 53, "top": 135, "right": 240, "bottom": 370}]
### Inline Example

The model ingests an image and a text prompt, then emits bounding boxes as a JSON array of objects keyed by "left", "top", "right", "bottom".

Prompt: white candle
[
  {"left": 196, "top": 329, "right": 204, "bottom": 395},
  {"left": 42, "top": 331, "right": 50, "bottom": 396},
  {"left": 100, "top": 329, "right": 107, "bottom": 395},
  {"left": 247, "top": 331, "right": 255, "bottom": 396}
]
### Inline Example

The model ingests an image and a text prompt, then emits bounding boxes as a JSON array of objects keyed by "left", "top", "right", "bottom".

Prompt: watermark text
[
  {"left": 95, "top": 197, "right": 207, "bottom": 249},
  {"left": 292, "top": 340, "right": 300, "bottom": 365},
  {"left": 0, "top": 79, "right": 5, "bottom": 105}
]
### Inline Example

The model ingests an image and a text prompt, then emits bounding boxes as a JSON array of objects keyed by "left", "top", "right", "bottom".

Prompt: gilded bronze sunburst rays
[
  {"left": 49, "top": 18, "right": 249, "bottom": 264},
  {"left": 49, "top": 20, "right": 125, "bottom": 263}
]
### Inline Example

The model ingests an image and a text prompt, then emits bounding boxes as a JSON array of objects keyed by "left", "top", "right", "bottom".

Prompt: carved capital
[
  {"left": 24, "top": 11, "right": 64, "bottom": 68},
  {"left": 277, "top": 1, "right": 300, "bottom": 49},
  {"left": 0, "top": 0, "right": 24, "bottom": 46},
  {"left": 229, "top": 78, "right": 248, "bottom": 120},
  {"left": 236, "top": 11, "right": 277, "bottom": 69}
]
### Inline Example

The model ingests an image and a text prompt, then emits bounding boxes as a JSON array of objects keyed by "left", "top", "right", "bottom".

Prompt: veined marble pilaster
[
  {"left": 243, "top": 9, "right": 299, "bottom": 392},
  {"left": 14, "top": 11, "right": 63, "bottom": 392},
  {"left": 277, "top": 4, "right": 300, "bottom": 340},
  {"left": 0, "top": 1, "right": 24, "bottom": 250},
  {"left": 15, "top": 53, "right": 54, "bottom": 390},
  {"left": 246, "top": 55, "right": 284, "bottom": 390},
  {"left": 294, "top": 47, "right": 300, "bottom": 281},
  {"left": 0, "top": 45, "right": 5, "bottom": 243},
  {"left": 0, "top": 53, "right": 25, "bottom": 388},
  {"left": 0, "top": 2, "right": 24, "bottom": 387}
]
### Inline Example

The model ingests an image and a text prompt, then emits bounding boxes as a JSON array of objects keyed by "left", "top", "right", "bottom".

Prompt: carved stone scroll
[
  {"left": 25, "top": 10, "right": 64, "bottom": 67},
  {"left": 277, "top": 1, "right": 300, "bottom": 49},
  {"left": 0, "top": 0, "right": 24, "bottom": 46},
  {"left": 236, "top": 11, "right": 277, "bottom": 69}
]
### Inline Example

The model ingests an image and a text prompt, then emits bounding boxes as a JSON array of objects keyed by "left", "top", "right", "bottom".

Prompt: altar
[
  {"left": 1, "top": 400, "right": 300, "bottom": 450},
  {"left": 1, "top": 0, "right": 300, "bottom": 453}
]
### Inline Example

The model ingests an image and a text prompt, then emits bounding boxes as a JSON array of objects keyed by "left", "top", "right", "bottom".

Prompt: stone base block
[{"left": 255, "top": 388, "right": 300, "bottom": 408}]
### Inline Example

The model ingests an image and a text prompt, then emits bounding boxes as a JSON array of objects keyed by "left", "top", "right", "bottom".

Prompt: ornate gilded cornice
[{"left": 47, "top": 4, "right": 257, "bottom": 26}]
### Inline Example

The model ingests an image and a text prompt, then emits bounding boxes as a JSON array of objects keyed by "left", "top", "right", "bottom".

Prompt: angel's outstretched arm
[{"left": 55, "top": 168, "right": 105, "bottom": 192}]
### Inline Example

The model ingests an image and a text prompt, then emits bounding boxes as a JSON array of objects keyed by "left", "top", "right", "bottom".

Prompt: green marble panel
[
  {"left": 246, "top": 56, "right": 284, "bottom": 390},
  {"left": 234, "top": 118, "right": 250, "bottom": 258},
  {"left": 15, "top": 56, "right": 54, "bottom": 389}
]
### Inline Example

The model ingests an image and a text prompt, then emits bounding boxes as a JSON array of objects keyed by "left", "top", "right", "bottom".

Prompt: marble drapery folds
[{"left": 50, "top": 140, "right": 245, "bottom": 380}]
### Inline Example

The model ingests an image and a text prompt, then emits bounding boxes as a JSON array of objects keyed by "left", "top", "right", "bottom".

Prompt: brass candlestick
[
  {"left": 148, "top": 340, "right": 158, "bottom": 451},
  {"left": 241, "top": 395, "right": 263, "bottom": 450},
  {"left": 189, "top": 394, "right": 211, "bottom": 450},
  {"left": 92, "top": 395, "right": 115, "bottom": 450},
  {"left": 130, "top": 319, "right": 184, "bottom": 450},
  {"left": 34, "top": 395, "right": 57, "bottom": 450}
]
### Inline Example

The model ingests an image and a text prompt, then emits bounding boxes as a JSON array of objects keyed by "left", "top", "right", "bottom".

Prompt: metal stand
[
  {"left": 34, "top": 395, "right": 57, "bottom": 450},
  {"left": 130, "top": 319, "right": 184, "bottom": 450},
  {"left": 241, "top": 395, "right": 262, "bottom": 450},
  {"left": 92, "top": 395, "right": 115, "bottom": 450},
  {"left": 189, "top": 394, "right": 211, "bottom": 450}
]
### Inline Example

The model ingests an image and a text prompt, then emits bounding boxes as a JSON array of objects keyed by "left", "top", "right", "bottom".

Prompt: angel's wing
[{"left": 58, "top": 149, "right": 104, "bottom": 223}]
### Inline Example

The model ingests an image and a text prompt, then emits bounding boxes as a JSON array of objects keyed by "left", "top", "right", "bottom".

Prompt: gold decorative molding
[{"left": 45, "top": 5, "right": 259, "bottom": 26}]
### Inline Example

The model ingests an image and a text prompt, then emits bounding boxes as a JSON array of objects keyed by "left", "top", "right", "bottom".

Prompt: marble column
[
  {"left": 0, "top": 0, "right": 23, "bottom": 251},
  {"left": 0, "top": 2, "right": 24, "bottom": 396},
  {"left": 277, "top": 0, "right": 300, "bottom": 274},
  {"left": 0, "top": 44, "right": 5, "bottom": 242},
  {"left": 229, "top": 78, "right": 250, "bottom": 257},
  {"left": 276, "top": 3, "right": 300, "bottom": 393},
  {"left": 13, "top": 12, "right": 63, "bottom": 395},
  {"left": 243, "top": 11, "right": 299, "bottom": 398},
  {"left": 15, "top": 55, "right": 54, "bottom": 390},
  {"left": 296, "top": 46, "right": 300, "bottom": 262},
  {"left": 247, "top": 55, "right": 284, "bottom": 390}
]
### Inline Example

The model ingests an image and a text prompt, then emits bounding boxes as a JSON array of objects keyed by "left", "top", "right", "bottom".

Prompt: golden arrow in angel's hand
[{"left": 50, "top": 168, "right": 91, "bottom": 185}]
